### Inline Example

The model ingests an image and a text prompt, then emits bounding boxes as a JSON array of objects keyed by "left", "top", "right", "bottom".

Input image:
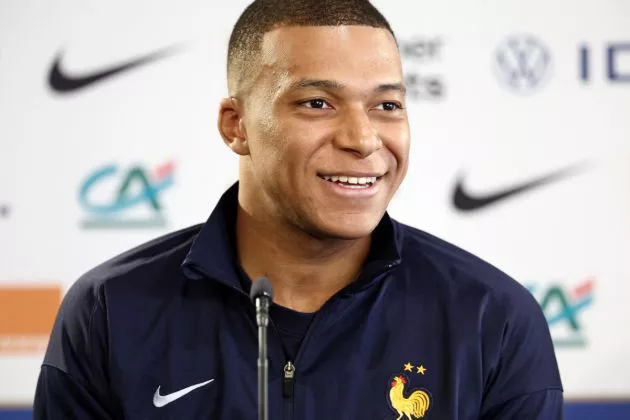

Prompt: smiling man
[{"left": 34, "top": 1, "right": 563, "bottom": 419}]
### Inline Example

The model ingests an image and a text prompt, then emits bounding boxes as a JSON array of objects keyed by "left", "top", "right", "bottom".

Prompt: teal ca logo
[
  {"left": 527, "top": 278, "right": 595, "bottom": 348},
  {"left": 79, "top": 161, "right": 175, "bottom": 229}
]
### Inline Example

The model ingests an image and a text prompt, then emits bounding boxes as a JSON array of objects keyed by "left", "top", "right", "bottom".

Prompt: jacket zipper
[
  {"left": 283, "top": 360, "right": 295, "bottom": 398},
  {"left": 283, "top": 360, "right": 296, "bottom": 420},
  {"left": 278, "top": 299, "right": 330, "bottom": 420},
  {"left": 192, "top": 261, "right": 400, "bottom": 419},
  {"left": 277, "top": 261, "right": 400, "bottom": 419}
]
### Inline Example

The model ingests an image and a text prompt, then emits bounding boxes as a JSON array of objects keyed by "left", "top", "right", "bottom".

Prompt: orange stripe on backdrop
[{"left": 0, "top": 286, "right": 62, "bottom": 354}]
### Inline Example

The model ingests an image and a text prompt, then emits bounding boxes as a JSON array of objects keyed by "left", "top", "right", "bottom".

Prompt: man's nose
[{"left": 333, "top": 109, "right": 381, "bottom": 158}]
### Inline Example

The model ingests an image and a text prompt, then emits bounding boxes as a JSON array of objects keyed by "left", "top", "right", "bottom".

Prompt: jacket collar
[{"left": 181, "top": 182, "right": 403, "bottom": 294}]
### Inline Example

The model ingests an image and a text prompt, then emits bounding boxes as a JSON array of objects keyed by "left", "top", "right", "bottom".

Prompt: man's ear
[{"left": 217, "top": 97, "right": 250, "bottom": 156}]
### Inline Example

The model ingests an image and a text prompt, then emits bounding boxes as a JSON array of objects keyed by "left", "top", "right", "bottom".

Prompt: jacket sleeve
[
  {"left": 33, "top": 275, "right": 122, "bottom": 419},
  {"left": 481, "top": 389, "right": 564, "bottom": 419},
  {"left": 480, "top": 284, "right": 564, "bottom": 420}
]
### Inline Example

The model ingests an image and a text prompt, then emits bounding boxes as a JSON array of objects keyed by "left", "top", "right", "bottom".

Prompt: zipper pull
[{"left": 283, "top": 361, "right": 295, "bottom": 398}]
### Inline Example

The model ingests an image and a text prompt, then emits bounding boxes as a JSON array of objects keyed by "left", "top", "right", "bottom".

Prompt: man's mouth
[{"left": 318, "top": 174, "right": 383, "bottom": 188}]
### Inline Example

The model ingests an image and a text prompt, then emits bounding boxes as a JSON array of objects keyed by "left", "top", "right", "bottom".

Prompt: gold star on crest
[
  {"left": 416, "top": 365, "right": 427, "bottom": 375},
  {"left": 403, "top": 362, "right": 414, "bottom": 372}
]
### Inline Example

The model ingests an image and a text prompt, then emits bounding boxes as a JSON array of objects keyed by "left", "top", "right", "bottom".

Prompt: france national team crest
[{"left": 388, "top": 362, "right": 432, "bottom": 419}]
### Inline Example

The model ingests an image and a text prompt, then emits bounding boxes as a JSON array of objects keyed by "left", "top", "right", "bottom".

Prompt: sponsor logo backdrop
[{"left": 1, "top": 0, "right": 629, "bottom": 410}]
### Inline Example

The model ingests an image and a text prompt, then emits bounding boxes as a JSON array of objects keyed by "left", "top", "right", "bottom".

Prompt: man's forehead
[
  {"left": 259, "top": 25, "right": 400, "bottom": 64},
  {"left": 258, "top": 25, "right": 402, "bottom": 89}
]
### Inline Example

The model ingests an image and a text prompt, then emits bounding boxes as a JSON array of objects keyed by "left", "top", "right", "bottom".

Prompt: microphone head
[{"left": 250, "top": 276, "right": 273, "bottom": 302}]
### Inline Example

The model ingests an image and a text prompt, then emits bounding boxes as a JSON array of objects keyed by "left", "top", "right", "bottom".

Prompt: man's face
[{"left": 237, "top": 25, "right": 410, "bottom": 240}]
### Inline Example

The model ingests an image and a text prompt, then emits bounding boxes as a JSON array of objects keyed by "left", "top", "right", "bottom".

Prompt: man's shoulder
[
  {"left": 42, "top": 224, "right": 206, "bottom": 372},
  {"left": 68, "top": 223, "right": 204, "bottom": 305},
  {"left": 394, "top": 219, "right": 536, "bottom": 309},
  {"left": 394, "top": 220, "right": 557, "bottom": 382}
]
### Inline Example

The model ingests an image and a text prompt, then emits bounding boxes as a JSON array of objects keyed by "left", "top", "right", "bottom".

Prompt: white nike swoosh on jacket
[{"left": 153, "top": 379, "right": 214, "bottom": 407}]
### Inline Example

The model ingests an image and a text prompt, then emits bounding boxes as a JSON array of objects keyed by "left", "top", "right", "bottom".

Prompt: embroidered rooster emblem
[{"left": 388, "top": 376, "right": 431, "bottom": 419}]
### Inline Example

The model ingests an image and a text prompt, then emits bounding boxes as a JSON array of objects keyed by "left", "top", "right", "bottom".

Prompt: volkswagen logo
[
  {"left": 494, "top": 35, "right": 552, "bottom": 94},
  {"left": 0, "top": 204, "right": 9, "bottom": 218}
]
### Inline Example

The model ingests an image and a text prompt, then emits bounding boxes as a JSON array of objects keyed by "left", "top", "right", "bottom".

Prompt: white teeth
[{"left": 320, "top": 175, "right": 379, "bottom": 186}]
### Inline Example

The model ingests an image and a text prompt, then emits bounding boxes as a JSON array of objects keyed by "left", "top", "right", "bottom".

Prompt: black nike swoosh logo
[
  {"left": 453, "top": 165, "right": 585, "bottom": 212},
  {"left": 48, "top": 44, "right": 183, "bottom": 93}
]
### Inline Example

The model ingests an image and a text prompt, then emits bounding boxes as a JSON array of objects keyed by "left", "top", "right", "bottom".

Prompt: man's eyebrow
[
  {"left": 376, "top": 83, "right": 406, "bottom": 95},
  {"left": 289, "top": 79, "right": 344, "bottom": 90},
  {"left": 288, "top": 79, "right": 406, "bottom": 95}
]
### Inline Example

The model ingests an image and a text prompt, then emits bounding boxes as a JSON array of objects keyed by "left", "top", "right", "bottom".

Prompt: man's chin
[{"left": 310, "top": 216, "right": 381, "bottom": 241}]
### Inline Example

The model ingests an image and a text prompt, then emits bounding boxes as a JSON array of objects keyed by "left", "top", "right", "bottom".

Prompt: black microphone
[{"left": 250, "top": 276, "right": 273, "bottom": 420}]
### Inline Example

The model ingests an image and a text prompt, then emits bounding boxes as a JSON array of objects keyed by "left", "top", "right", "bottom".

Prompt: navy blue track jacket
[{"left": 34, "top": 183, "right": 563, "bottom": 419}]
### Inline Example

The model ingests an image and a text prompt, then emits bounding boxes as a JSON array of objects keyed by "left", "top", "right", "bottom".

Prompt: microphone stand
[
  {"left": 251, "top": 277, "right": 273, "bottom": 420},
  {"left": 256, "top": 295, "right": 270, "bottom": 420}
]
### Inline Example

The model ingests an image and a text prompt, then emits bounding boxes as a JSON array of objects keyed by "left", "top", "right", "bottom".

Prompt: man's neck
[{"left": 235, "top": 205, "right": 371, "bottom": 313}]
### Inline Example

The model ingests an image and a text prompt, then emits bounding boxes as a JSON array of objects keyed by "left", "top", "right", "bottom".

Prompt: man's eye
[
  {"left": 300, "top": 99, "right": 331, "bottom": 109},
  {"left": 376, "top": 102, "right": 403, "bottom": 111}
]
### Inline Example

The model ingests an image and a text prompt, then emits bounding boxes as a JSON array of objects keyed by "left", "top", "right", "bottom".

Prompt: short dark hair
[{"left": 227, "top": 0, "right": 396, "bottom": 96}]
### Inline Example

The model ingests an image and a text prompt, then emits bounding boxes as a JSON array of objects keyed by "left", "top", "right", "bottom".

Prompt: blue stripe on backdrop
[
  {"left": 0, "top": 411, "right": 28, "bottom": 420},
  {"left": 565, "top": 402, "right": 630, "bottom": 418},
  {"left": 2, "top": 404, "right": 630, "bottom": 419}
]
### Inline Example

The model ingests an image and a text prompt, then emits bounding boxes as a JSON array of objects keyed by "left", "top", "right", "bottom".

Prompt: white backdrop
[{"left": 1, "top": 0, "right": 629, "bottom": 405}]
